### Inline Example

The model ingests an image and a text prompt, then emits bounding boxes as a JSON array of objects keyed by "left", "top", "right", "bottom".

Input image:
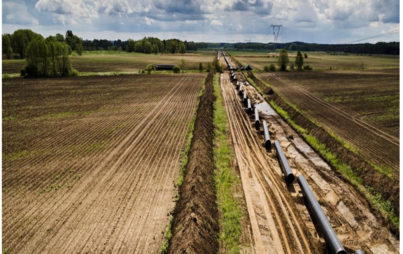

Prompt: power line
[{"left": 348, "top": 28, "right": 399, "bottom": 44}]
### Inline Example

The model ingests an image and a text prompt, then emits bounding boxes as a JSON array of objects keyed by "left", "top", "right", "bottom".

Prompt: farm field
[
  {"left": 2, "top": 51, "right": 216, "bottom": 74},
  {"left": 256, "top": 69, "right": 399, "bottom": 178},
  {"left": 2, "top": 74, "right": 204, "bottom": 253},
  {"left": 219, "top": 70, "right": 399, "bottom": 253},
  {"left": 232, "top": 51, "right": 399, "bottom": 71}
]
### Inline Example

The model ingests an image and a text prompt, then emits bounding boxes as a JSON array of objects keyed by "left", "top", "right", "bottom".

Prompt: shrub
[
  {"left": 303, "top": 65, "right": 313, "bottom": 70},
  {"left": 277, "top": 48, "right": 289, "bottom": 71},
  {"left": 20, "top": 67, "right": 27, "bottom": 76},
  {"left": 289, "top": 63, "right": 295, "bottom": 70},
  {"left": 304, "top": 53, "right": 308, "bottom": 58},
  {"left": 269, "top": 64, "right": 276, "bottom": 71},
  {"left": 146, "top": 64, "right": 153, "bottom": 74},
  {"left": 173, "top": 65, "right": 181, "bottom": 73},
  {"left": 264, "top": 65, "right": 270, "bottom": 72},
  {"left": 199, "top": 62, "right": 203, "bottom": 73},
  {"left": 207, "top": 63, "right": 212, "bottom": 72}
]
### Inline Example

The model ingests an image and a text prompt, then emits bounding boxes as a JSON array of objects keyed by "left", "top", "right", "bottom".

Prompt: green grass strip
[
  {"left": 160, "top": 77, "right": 206, "bottom": 254},
  {"left": 247, "top": 73, "right": 399, "bottom": 230},
  {"left": 213, "top": 73, "right": 243, "bottom": 253}
]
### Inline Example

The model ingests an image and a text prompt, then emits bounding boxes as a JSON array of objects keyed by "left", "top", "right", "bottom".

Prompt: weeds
[{"left": 213, "top": 73, "right": 243, "bottom": 253}]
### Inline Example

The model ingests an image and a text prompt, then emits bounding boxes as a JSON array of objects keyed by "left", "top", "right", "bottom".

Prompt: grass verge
[
  {"left": 247, "top": 73, "right": 399, "bottom": 230},
  {"left": 213, "top": 73, "right": 243, "bottom": 253},
  {"left": 159, "top": 76, "right": 206, "bottom": 254}
]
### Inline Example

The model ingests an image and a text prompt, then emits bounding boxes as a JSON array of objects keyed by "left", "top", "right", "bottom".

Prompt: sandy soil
[
  {"left": 2, "top": 74, "right": 204, "bottom": 253},
  {"left": 220, "top": 71, "right": 399, "bottom": 253}
]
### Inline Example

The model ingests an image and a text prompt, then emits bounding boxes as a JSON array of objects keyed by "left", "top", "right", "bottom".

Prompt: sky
[{"left": 1, "top": 0, "right": 400, "bottom": 44}]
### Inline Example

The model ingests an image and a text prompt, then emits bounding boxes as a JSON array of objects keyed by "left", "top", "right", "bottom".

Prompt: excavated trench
[{"left": 168, "top": 71, "right": 219, "bottom": 254}]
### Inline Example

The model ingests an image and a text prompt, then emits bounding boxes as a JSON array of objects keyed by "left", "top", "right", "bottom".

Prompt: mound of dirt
[
  {"left": 247, "top": 71, "right": 399, "bottom": 234},
  {"left": 168, "top": 71, "right": 218, "bottom": 253}
]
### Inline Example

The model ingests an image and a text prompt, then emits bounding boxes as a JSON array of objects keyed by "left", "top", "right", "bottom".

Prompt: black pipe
[
  {"left": 274, "top": 140, "right": 295, "bottom": 184},
  {"left": 243, "top": 91, "right": 247, "bottom": 106},
  {"left": 263, "top": 120, "right": 271, "bottom": 151},
  {"left": 254, "top": 108, "right": 260, "bottom": 130},
  {"left": 297, "top": 175, "right": 347, "bottom": 254},
  {"left": 239, "top": 84, "right": 243, "bottom": 96},
  {"left": 247, "top": 99, "right": 252, "bottom": 115}
]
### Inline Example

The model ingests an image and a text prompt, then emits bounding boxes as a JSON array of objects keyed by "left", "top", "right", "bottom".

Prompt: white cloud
[
  {"left": 3, "top": 1, "right": 39, "bottom": 26},
  {"left": 211, "top": 19, "right": 223, "bottom": 26}
]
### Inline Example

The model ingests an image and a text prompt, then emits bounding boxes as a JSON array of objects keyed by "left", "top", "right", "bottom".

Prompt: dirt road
[
  {"left": 2, "top": 75, "right": 203, "bottom": 253},
  {"left": 220, "top": 71, "right": 399, "bottom": 253}
]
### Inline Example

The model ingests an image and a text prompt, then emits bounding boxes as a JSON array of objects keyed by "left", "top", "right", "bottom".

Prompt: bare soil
[
  {"left": 225, "top": 71, "right": 399, "bottom": 253},
  {"left": 248, "top": 72, "right": 399, "bottom": 230},
  {"left": 2, "top": 74, "right": 204, "bottom": 253},
  {"left": 168, "top": 71, "right": 218, "bottom": 253},
  {"left": 256, "top": 71, "right": 399, "bottom": 178}
]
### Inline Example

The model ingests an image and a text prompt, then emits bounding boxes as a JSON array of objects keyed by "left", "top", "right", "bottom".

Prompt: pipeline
[
  {"left": 254, "top": 108, "right": 260, "bottom": 130},
  {"left": 355, "top": 250, "right": 365, "bottom": 254},
  {"left": 239, "top": 84, "right": 243, "bottom": 96},
  {"left": 263, "top": 120, "right": 271, "bottom": 151},
  {"left": 297, "top": 175, "right": 347, "bottom": 254},
  {"left": 243, "top": 91, "right": 248, "bottom": 106},
  {"left": 273, "top": 140, "right": 295, "bottom": 184},
  {"left": 247, "top": 99, "right": 252, "bottom": 115},
  {"left": 236, "top": 81, "right": 240, "bottom": 90}
]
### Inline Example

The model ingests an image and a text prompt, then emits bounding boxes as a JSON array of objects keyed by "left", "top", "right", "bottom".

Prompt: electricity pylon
[{"left": 270, "top": 25, "right": 283, "bottom": 42}]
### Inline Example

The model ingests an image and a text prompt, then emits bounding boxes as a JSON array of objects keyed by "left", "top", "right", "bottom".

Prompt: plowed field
[
  {"left": 2, "top": 74, "right": 204, "bottom": 253},
  {"left": 257, "top": 70, "right": 399, "bottom": 178}
]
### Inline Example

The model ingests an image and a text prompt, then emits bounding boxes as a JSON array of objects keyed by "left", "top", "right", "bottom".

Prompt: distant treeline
[
  {"left": 82, "top": 38, "right": 197, "bottom": 53},
  {"left": 198, "top": 41, "right": 399, "bottom": 55}
]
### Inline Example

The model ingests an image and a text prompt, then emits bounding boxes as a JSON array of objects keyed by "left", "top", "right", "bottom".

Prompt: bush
[
  {"left": 264, "top": 65, "right": 270, "bottom": 72},
  {"left": 146, "top": 64, "right": 153, "bottom": 74},
  {"left": 20, "top": 67, "right": 26, "bottom": 76},
  {"left": 70, "top": 69, "right": 79, "bottom": 76},
  {"left": 269, "top": 64, "right": 276, "bottom": 71},
  {"left": 289, "top": 63, "right": 294, "bottom": 70},
  {"left": 304, "top": 53, "right": 308, "bottom": 58},
  {"left": 173, "top": 65, "right": 181, "bottom": 73},
  {"left": 207, "top": 63, "right": 212, "bottom": 72},
  {"left": 303, "top": 65, "right": 313, "bottom": 70}
]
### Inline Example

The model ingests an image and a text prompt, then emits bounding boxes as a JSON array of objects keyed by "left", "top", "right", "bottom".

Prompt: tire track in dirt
[
  {"left": 259, "top": 73, "right": 399, "bottom": 176},
  {"left": 3, "top": 75, "right": 204, "bottom": 253},
  {"left": 220, "top": 72, "right": 314, "bottom": 254},
  {"left": 237, "top": 71, "right": 399, "bottom": 254}
]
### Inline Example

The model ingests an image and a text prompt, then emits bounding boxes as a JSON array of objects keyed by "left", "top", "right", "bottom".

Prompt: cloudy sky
[{"left": 2, "top": 0, "right": 400, "bottom": 44}]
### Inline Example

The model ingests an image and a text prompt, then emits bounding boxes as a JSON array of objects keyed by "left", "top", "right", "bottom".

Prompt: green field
[
  {"left": 231, "top": 51, "right": 399, "bottom": 71},
  {"left": 2, "top": 50, "right": 217, "bottom": 74}
]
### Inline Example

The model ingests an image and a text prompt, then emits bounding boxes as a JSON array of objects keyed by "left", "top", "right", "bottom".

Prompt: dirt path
[
  {"left": 2, "top": 75, "right": 203, "bottom": 253},
  {"left": 258, "top": 73, "right": 399, "bottom": 178},
  {"left": 220, "top": 71, "right": 399, "bottom": 254}
]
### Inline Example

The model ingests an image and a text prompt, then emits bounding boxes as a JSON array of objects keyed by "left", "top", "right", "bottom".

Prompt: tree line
[
  {"left": 82, "top": 37, "right": 197, "bottom": 53},
  {"left": 210, "top": 41, "right": 399, "bottom": 55}
]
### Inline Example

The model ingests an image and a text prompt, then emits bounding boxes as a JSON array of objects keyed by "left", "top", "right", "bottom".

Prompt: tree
[
  {"left": 2, "top": 34, "right": 13, "bottom": 59},
  {"left": 181, "top": 59, "right": 186, "bottom": 71},
  {"left": 134, "top": 41, "right": 142, "bottom": 53},
  {"left": 295, "top": 51, "right": 304, "bottom": 70},
  {"left": 55, "top": 33, "right": 64, "bottom": 42},
  {"left": 126, "top": 39, "right": 135, "bottom": 52},
  {"left": 198, "top": 62, "right": 203, "bottom": 73},
  {"left": 76, "top": 39, "right": 84, "bottom": 56},
  {"left": 173, "top": 65, "right": 181, "bottom": 73},
  {"left": 152, "top": 45, "right": 159, "bottom": 55},
  {"left": 277, "top": 49, "right": 289, "bottom": 71},
  {"left": 25, "top": 37, "right": 49, "bottom": 76},
  {"left": 11, "top": 29, "right": 42, "bottom": 59},
  {"left": 144, "top": 42, "right": 152, "bottom": 54},
  {"left": 179, "top": 43, "right": 186, "bottom": 54},
  {"left": 146, "top": 64, "right": 153, "bottom": 74}
]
